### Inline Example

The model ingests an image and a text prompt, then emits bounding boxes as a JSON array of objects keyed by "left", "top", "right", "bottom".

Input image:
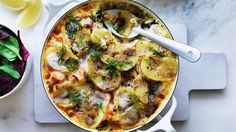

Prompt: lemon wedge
[
  {"left": 17, "top": 0, "right": 42, "bottom": 27},
  {"left": 0, "top": 0, "right": 28, "bottom": 11}
]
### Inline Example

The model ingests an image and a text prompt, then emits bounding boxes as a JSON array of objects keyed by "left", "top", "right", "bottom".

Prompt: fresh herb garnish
[
  {"left": 69, "top": 91, "right": 81, "bottom": 105},
  {"left": 65, "top": 58, "right": 80, "bottom": 71},
  {"left": 57, "top": 45, "right": 66, "bottom": 65},
  {"left": 76, "top": 40, "right": 85, "bottom": 49},
  {"left": 106, "top": 59, "right": 132, "bottom": 71},
  {"left": 105, "top": 59, "right": 117, "bottom": 71},
  {"left": 91, "top": 51, "right": 102, "bottom": 61},
  {"left": 95, "top": 101, "right": 103, "bottom": 110},
  {"left": 151, "top": 47, "right": 164, "bottom": 57},
  {"left": 66, "top": 16, "right": 81, "bottom": 40},
  {"left": 88, "top": 44, "right": 101, "bottom": 55}
]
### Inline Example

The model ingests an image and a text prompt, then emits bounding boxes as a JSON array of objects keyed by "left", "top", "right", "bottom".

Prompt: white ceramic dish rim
[
  {"left": 40, "top": 0, "right": 179, "bottom": 131},
  {"left": 0, "top": 55, "right": 32, "bottom": 100}
]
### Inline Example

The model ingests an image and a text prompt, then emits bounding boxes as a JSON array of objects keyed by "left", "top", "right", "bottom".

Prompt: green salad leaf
[
  {"left": 0, "top": 36, "right": 22, "bottom": 61},
  {"left": 0, "top": 44, "right": 17, "bottom": 61},
  {"left": 0, "top": 65, "right": 20, "bottom": 79}
]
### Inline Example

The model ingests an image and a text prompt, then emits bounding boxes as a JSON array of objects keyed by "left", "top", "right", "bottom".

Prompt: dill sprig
[
  {"left": 88, "top": 44, "right": 101, "bottom": 54},
  {"left": 105, "top": 59, "right": 117, "bottom": 71},
  {"left": 66, "top": 16, "right": 81, "bottom": 40},
  {"left": 65, "top": 58, "right": 80, "bottom": 71},
  {"left": 69, "top": 91, "right": 81, "bottom": 105},
  {"left": 57, "top": 45, "right": 66, "bottom": 65},
  {"left": 95, "top": 101, "right": 103, "bottom": 110},
  {"left": 106, "top": 59, "right": 132, "bottom": 71},
  {"left": 150, "top": 47, "right": 164, "bottom": 58}
]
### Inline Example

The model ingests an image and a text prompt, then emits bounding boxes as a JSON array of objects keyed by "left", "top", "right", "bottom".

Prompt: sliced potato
[
  {"left": 141, "top": 56, "right": 177, "bottom": 81},
  {"left": 135, "top": 41, "right": 160, "bottom": 57},
  {"left": 79, "top": 90, "right": 110, "bottom": 128},
  {"left": 106, "top": 41, "right": 123, "bottom": 55},
  {"left": 46, "top": 42, "right": 78, "bottom": 60},
  {"left": 91, "top": 28, "right": 114, "bottom": 44},
  {"left": 54, "top": 42, "right": 78, "bottom": 59},
  {"left": 77, "top": 108, "right": 104, "bottom": 129},
  {"left": 90, "top": 109, "right": 104, "bottom": 128},
  {"left": 101, "top": 48, "right": 138, "bottom": 71},
  {"left": 87, "top": 56, "right": 121, "bottom": 91},
  {"left": 110, "top": 10, "right": 137, "bottom": 38},
  {"left": 112, "top": 87, "right": 142, "bottom": 126},
  {"left": 75, "top": 83, "right": 93, "bottom": 94},
  {"left": 113, "top": 87, "right": 142, "bottom": 109},
  {"left": 133, "top": 75, "right": 149, "bottom": 104},
  {"left": 113, "top": 87, "right": 134, "bottom": 109},
  {"left": 89, "top": 90, "right": 111, "bottom": 110}
]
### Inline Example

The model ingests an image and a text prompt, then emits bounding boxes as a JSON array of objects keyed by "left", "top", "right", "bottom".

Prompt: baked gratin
[{"left": 41, "top": 1, "right": 178, "bottom": 131}]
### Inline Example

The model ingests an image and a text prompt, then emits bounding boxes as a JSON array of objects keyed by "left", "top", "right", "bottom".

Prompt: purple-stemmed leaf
[{"left": 17, "top": 31, "right": 29, "bottom": 61}]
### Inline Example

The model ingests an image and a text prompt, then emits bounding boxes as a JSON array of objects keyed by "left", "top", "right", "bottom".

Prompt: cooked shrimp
[
  {"left": 72, "top": 68, "right": 86, "bottom": 83},
  {"left": 50, "top": 71, "right": 65, "bottom": 83}
]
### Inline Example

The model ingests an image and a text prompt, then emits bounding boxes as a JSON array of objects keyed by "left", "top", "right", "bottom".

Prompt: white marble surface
[{"left": 0, "top": 0, "right": 235, "bottom": 132}]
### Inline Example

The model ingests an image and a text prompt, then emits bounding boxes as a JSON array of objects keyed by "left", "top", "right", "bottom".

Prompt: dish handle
[
  {"left": 137, "top": 97, "right": 177, "bottom": 132},
  {"left": 41, "top": 0, "right": 86, "bottom": 27}
]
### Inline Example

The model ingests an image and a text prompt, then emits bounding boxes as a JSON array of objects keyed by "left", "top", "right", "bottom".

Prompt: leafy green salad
[{"left": 0, "top": 25, "right": 29, "bottom": 96}]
